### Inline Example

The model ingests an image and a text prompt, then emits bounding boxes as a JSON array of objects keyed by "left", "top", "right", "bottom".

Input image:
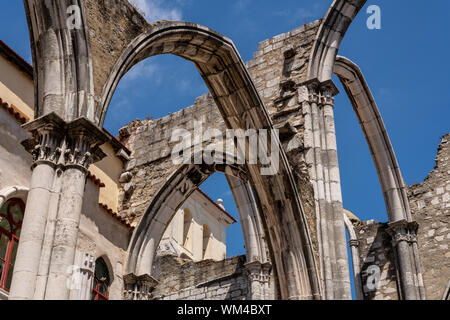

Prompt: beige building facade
[{"left": 159, "top": 190, "right": 236, "bottom": 262}]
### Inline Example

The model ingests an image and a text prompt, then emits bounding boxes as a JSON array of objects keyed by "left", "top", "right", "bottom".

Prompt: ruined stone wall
[
  {"left": 84, "top": 0, "right": 148, "bottom": 100},
  {"left": 114, "top": 23, "right": 325, "bottom": 298},
  {"left": 407, "top": 133, "right": 450, "bottom": 300},
  {"left": 118, "top": 22, "right": 322, "bottom": 261},
  {"left": 355, "top": 133, "right": 450, "bottom": 300},
  {"left": 151, "top": 254, "right": 249, "bottom": 300},
  {"left": 118, "top": 94, "right": 222, "bottom": 226},
  {"left": 354, "top": 221, "right": 398, "bottom": 300}
]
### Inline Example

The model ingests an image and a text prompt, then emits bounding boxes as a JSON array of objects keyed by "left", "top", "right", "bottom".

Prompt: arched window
[
  {"left": 202, "top": 224, "right": 211, "bottom": 260},
  {"left": 91, "top": 257, "right": 111, "bottom": 300},
  {"left": 182, "top": 208, "right": 192, "bottom": 249},
  {"left": 0, "top": 198, "right": 25, "bottom": 292}
]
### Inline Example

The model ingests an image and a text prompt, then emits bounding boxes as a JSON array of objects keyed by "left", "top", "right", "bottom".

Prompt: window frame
[
  {"left": 0, "top": 198, "right": 25, "bottom": 292},
  {"left": 91, "top": 257, "right": 111, "bottom": 301}
]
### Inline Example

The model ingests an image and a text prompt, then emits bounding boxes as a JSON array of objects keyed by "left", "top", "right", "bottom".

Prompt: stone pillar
[
  {"left": 9, "top": 114, "right": 65, "bottom": 300},
  {"left": 123, "top": 274, "right": 158, "bottom": 300},
  {"left": 44, "top": 118, "right": 108, "bottom": 300},
  {"left": 321, "top": 83, "right": 351, "bottom": 299},
  {"left": 387, "top": 220, "right": 420, "bottom": 300},
  {"left": 9, "top": 114, "right": 108, "bottom": 300},
  {"left": 348, "top": 239, "right": 364, "bottom": 300},
  {"left": 300, "top": 79, "right": 351, "bottom": 300},
  {"left": 246, "top": 261, "right": 272, "bottom": 300}
]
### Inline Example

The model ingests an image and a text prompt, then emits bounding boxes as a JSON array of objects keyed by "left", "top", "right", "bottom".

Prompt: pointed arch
[
  {"left": 307, "top": 0, "right": 368, "bottom": 82},
  {"left": 103, "top": 21, "right": 320, "bottom": 300}
]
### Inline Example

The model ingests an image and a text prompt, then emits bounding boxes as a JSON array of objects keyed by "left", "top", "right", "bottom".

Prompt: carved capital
[
  {"left": 123, "top": 273, "right": 159, "bottom": 300},
  {"left": 387, "top": 219, "right": 419, "bottom": 246},
  {"left": 300, "top": 78, "right": 339, "bottom": 106},
  {"left": 64, "top": 118, "right": 108, "bottom": 172},
  {"left": 21, "top": 113, "right": 66, "bottom": 168},
  {"left": 22, "top": 113, "right": 109, "bottom": 172},
  {"left": 245, "top": 261, "right": 272, "bottom": 282}
]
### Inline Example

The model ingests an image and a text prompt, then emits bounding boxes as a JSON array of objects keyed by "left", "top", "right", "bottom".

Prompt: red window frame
[
  {"left": 92, "top": 277, "right": 109, "bottom": 301},
  {"left": 0, "top": 198, "right": 24, "bottom": 292},
  {"left": 91, "top": 258, "right": 110, "bottom": 301}
]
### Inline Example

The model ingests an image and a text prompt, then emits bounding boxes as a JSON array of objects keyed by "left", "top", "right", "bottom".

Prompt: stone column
[
  {"left": 246, "top": 261, "right": 272, "bottom": 300},
  {"left": 44, "top": 118, "right": 108, "bottom": 300},
  {"left": 387, "top": 220, "right": 420, "bottom": 300},
  {"left": 348, "top": 239, "right": 364, "bottom": 300},
  {"left": 300, "top": 79, "right": 351, "bottom": 300},
  {"left": 9, "top": 114, "right": 65, "bottom": 300},
  {"left": 321, "top": 82, "right": 351, "bottom": 299}
]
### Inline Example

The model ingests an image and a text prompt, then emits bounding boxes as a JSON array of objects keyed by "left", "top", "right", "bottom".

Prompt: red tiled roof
[
  {"left": 0, "top": 98, "right": 29, "bottom": 124},
  {"left": 87, "top": 171, "right": 106, "bottom": 188}
]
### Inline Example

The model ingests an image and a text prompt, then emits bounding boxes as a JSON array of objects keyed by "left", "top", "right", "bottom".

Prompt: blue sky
[{"left": 1, "top": 0, "right": 449, "bottom": 298}]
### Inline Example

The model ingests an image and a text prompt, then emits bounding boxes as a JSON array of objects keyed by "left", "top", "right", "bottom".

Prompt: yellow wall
[
  {"left": 0, "top": 55, "right": 34, "bottom": 120},
  {"left": 89, "top": 143, "right": 123, "bottom": 212}
]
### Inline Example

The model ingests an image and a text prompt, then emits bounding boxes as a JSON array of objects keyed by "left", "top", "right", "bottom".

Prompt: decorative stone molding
[
  {"left": 21, "top": 113, "right": 66, "bottom": 169},
  {"left": 387, "top": 220, "right": 419, "bottom": 247},
  {"left": 21, "top": 113, "right": 109, "bottom": 172},
  {"left": 70, "top": 253, "right": 95, "bottom": 300},
  {"left": 245, "top": 261, "right": 273, "bottom": 300},
  {"left": 64, "top": 118, "right": 109, "bottom": 172},
  {"left": 123, "top": 273, "right": 159, "bottom": 300}
]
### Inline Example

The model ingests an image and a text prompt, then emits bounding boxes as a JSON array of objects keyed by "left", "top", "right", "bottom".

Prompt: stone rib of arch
[
  {"left": 334, "top": 56, "right": 426, "bottom": 299},
  {"left": 333, "top": 56, "right": 412, "bottom": 224},
  {"left": 307, "top": 0, "right": 368, "bottom": 82}
]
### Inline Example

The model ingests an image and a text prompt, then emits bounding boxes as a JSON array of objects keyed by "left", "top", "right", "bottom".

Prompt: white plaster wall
[
  {"left": 159, "top": 189, "right": 234, "bottom": 262},
  {"left": 78, "top": 181, "right": 132, "bottom": 300},
  {"left": 0, "top": 108, "right": 32, "bottom": 191}
]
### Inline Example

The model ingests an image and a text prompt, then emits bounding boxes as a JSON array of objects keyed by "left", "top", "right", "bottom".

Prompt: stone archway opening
[{"left": 101, "top": 21, "right": 321, "bottom": 300}]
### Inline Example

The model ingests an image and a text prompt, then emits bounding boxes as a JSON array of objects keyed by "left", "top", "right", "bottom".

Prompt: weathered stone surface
[
  {"left": 151, "top": 254, "right": 249, "bottom": 300},
  {"left": 356, "top": 134, "right": 450, "bottom": 300}
]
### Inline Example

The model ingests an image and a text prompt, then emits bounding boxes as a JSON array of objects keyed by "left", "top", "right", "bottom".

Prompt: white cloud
[
  {"left": 274, "top": 3, "right": 326, "bottom": 24},
  {"left": 233, "top": 0, "right": 251, "bottom": 13},
  {"left": 131, "top": 0, "right": 182, "bottom": 21},
  {"left": 119, "top": 60, "right": 162, "bottom": 88}
]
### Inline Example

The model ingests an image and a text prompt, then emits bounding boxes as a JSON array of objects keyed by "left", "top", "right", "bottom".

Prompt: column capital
[
  {"left": 300, "top": 78, "right": 340, "bottom": 96},
  {"left": 21, "top": 113, "right": 109, "bottom": 172},
  {"left": 64, "top": 117, "right": 109, "bottom": 172},
  {"left": 245, "top": 260, "right": 272, "bottom": 280},
  {"left": 387, "top": 219, "right": 419, "bottom": 247},
  {"left": 123, "top": 273, "right": 159, "bottom": 300},
  {"left": 21, "top": 113, "right": 66, "bottom": 169},
  {"left": 386, "top": 219, "right": 419, "bottom": 235}
]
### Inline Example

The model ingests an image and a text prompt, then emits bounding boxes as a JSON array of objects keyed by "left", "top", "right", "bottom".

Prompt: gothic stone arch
[
  {"left": 125, "top": 150, "right": 271, "bottom": 300},
  {"left": 108, "top": 22, "right": 321, "bottom": 300}
]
